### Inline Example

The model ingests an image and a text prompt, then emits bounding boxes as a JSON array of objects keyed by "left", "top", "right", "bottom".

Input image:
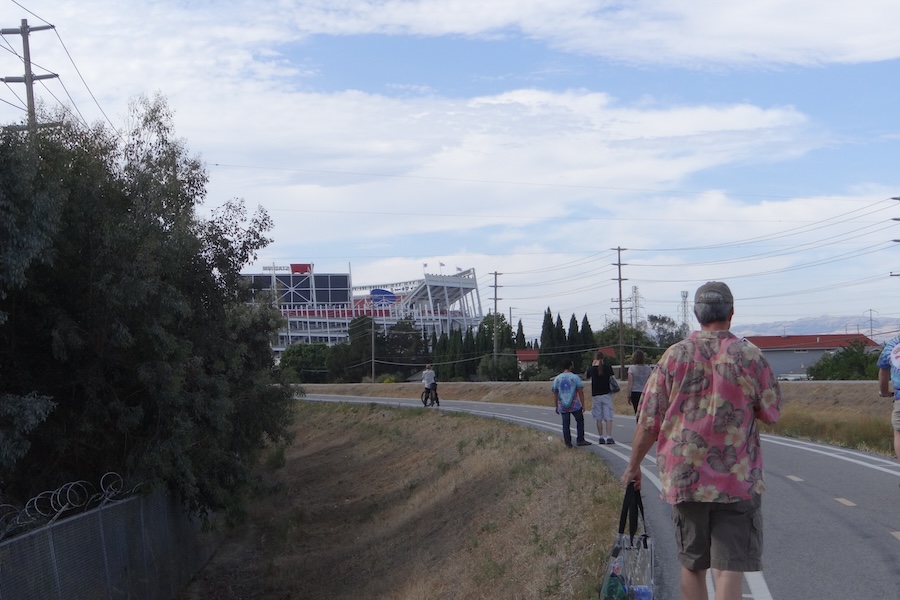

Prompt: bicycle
[{"left": 421, "top": 386, "right": 439, "bottom": 407}]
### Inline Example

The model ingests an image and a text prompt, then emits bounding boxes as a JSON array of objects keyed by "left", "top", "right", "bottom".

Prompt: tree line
[{"left": 279, "top": 307, "right": 693, "bottom": 383}]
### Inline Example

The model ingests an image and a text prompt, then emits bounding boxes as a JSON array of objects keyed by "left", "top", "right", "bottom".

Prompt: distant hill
[{"left": 732, "top": 316, "right": 900, "bottom": 344}]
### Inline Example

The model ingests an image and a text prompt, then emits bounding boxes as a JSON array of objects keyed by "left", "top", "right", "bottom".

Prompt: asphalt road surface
[{"left": 305, "top": 394, "right": 900, "bottom": 600}]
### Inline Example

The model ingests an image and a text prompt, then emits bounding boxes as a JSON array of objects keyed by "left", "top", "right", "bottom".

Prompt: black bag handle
[{"left": 617, "top": 481, "right": 647, "bottom": 544}]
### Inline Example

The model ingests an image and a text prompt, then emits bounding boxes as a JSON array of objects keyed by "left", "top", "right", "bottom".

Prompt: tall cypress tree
[
  {"left": 567, "top": 313, "right": 582, "bottom": 372},
  {"left": 463, "top": 327, "right": 477, "bottom": 379},
  {"left": 515, "top": 320, "right": 526, "bottom": 350},
  {"left": 539, "top": 308, "right": 555, "bottom": 368},
  {"left": 433, "top": 331, "right": 449, "bottom": 380},
  {"left": 581, "top": 314, "right": 594, "bottom": 349},
  {"left": 554, "top": 314, "right": 566, "bottom": 364},
  {"left": 450, "top": 328, "right": 465, "bottom": 380}
]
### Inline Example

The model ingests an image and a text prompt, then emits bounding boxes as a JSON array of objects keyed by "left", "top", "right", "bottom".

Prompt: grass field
[
  {"left": 179, "top": 380, "right": 896, "bottom": 599},
  {"left": 301, "top": 380, "right": 896, "bottom": 455}
]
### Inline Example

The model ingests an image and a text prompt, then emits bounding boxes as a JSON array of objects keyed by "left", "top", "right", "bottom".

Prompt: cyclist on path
[{"left": 422, "top": 364, "right": 439, "bottom": 406}]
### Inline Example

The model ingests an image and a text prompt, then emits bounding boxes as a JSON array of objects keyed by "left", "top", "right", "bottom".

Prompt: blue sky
[{"left": 3, "top": 0, "right": 900, "bottom": 339}]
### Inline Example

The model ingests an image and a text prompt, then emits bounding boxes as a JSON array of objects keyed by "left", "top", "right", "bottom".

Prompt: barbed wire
[{"left": 0, "top": 472, "right": 140, "bottom": 542}]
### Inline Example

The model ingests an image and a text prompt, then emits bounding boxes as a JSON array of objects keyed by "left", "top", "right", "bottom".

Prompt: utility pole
[
  {"left": 612, "top": 248, "right": 627, "bottom": 378},
  {"left": 1, "top": 19, "right": 58, "bottom": 133},
  {"left": 891, "top": 195, "right": 900, "bottom": 276},
  {"left": 490, "top": 272, "right": 503, "bottom": 380}
]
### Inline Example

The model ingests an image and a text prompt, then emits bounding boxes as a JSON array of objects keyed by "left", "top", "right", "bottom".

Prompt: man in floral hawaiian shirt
[{"left": 621, "top": 281, "right": 781, "bottom": 600}]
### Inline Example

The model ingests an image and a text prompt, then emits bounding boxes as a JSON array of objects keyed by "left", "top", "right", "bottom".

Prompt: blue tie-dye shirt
[
  {"left": 877, "top": 336, "right": 900, "bottom": 399},
  {"left": 551, "top": 371, "right": 583, "bottom": 413}
]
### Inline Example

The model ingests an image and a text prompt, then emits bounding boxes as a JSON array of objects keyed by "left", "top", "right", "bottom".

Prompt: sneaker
[
  {"left": 606, "top": 437, "right": 615, "bottom": 445},
  {"left": 576, "top": 439, "right": 593, "bottom": 446},
  {"left": 598, "top": 437, "right": 606, "bottom": 445},
  {"left": 565, "top": 442, "right": 574, "bottom": 448}
]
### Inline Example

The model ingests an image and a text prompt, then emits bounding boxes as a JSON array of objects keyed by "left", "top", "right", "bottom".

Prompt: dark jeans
[
  {"left": 560, "top": 409, "right": 586, "bottom": 445},
  {"left": 630, "top": 391, "right": 642, "bottom": 414}
]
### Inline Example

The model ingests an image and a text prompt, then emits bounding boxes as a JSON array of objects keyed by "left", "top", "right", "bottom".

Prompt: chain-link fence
[{"left": 0, "top": 491, "right": 217, "bottom": 600}]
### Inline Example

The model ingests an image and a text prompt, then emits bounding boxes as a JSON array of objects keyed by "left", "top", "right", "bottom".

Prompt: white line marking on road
[
  {"left": 745, "top": 572, "right": 774, "bottom": 600},
  {"left": 762, "top": 435, "right": 900, "bottom": 476},
  {"left": 891, "top": 531, "right": 900, "bottom": 542},
  {"left": 835, "top": 498, "right": 856, "bottom": 507},
  {"left": 786, "top": 475, "right": 803, "bottom": 481}
]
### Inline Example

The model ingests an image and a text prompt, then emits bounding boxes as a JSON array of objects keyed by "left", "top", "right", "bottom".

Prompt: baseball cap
[{"left": 694, "top": 281, "right": 733, "bottom": 304}]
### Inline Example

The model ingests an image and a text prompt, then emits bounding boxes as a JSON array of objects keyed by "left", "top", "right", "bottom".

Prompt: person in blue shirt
[
  {"left": 876, "top": 335, "right": 900, "bottom": 467},
  {"left": 551, "top": 359, "right": 592, "bottom": 448}
]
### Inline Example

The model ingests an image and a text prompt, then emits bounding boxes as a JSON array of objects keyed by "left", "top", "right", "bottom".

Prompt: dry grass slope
[
  {"left": 182, "top": 402, "right": 623, "bottom": 600},
  {"left": 181, "top": 380, "right": 896, "bottom": 599}
]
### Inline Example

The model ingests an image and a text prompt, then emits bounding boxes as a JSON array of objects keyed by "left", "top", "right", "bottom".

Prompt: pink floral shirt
[{"left": 637, "top": 330, "right": 781, "bottom": 504}]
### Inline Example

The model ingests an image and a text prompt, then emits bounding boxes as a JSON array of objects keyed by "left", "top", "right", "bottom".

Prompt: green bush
[{"left": 807, "top": 340, "right": 880, "bottom": 380}]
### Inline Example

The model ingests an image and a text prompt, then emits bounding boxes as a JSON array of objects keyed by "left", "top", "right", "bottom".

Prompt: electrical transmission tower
[
  {"left": 680, "top": 291, "right": 690, "bottom": 330},
  {"left": 630, "top": 285, "right": 643, "bottom": 329}
]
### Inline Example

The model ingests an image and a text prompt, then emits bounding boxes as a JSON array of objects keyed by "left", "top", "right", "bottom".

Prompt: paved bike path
[{"left": 305, "top": 394, "right": 900, "bottom": 600}]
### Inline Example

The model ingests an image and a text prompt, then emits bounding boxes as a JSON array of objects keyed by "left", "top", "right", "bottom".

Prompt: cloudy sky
[{"left": 3, "top": 0, "right": 900, "bottom": 339}]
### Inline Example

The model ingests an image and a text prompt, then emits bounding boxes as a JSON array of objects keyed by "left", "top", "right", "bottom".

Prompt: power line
[{"left": 48, "top": 24, "right": 119, "bottom": 135}]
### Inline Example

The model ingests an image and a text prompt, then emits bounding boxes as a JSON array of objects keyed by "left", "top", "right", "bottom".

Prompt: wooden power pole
[
  {"left": 612, "top": 247, "right": 628, "bottom": 378},
  {"left": 1, "top": 18, "right": 58, "bottom": 133}
]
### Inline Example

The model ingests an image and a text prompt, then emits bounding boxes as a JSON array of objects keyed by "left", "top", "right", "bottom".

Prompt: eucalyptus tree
[{"left": 0, "top": 96, "right": 293, "bottom": 520}]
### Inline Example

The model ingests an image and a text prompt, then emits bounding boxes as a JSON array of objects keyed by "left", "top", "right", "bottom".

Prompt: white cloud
[
  {"left": 4, "top": 0, "right": 900, "bottom": 338},
  {"left": 274, "top": 0, "right": 900, "bottom": 66}
]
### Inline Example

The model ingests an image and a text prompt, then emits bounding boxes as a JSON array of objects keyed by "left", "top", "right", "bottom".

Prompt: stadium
[{"left": 244, "top": 263, "right": 484, "bottom": 354}]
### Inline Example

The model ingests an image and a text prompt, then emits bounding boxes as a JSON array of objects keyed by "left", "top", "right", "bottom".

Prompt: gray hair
[{"left": 694, "top": 297, "right": 733, "bottom": 325}]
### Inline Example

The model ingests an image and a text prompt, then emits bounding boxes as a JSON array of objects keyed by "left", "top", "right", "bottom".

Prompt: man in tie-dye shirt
[
  {"left": 551, "top": 359, "right": 591, "bottom": 448},
  {"left": 876, "top": 335, "right": 900, "bottom": 465},
  {"left": 621, "top": 281, "right": 781, "bottom": 600}
]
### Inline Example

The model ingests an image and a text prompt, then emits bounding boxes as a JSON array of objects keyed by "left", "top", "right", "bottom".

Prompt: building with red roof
[{"left": 742, "top": 334, "right": 880, "bottom": 379}]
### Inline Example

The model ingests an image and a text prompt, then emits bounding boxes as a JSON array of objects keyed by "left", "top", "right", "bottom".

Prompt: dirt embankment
[{"left": 302, "top": 380, "right": 887, "bottom": 417}]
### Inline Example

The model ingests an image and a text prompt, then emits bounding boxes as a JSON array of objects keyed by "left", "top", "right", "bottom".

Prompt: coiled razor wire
[{"left": 0, "top": 472, "right": 140, "bottom": 542}]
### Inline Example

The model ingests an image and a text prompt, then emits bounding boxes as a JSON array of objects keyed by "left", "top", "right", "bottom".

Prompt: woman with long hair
[{"left": 626, "top": 350, "right": 652, "bottom": 416}]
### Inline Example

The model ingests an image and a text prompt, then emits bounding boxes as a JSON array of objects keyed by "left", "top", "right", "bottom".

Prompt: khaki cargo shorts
[{"left": 672, "top": 495, "right": 763, "bottom": 572}]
